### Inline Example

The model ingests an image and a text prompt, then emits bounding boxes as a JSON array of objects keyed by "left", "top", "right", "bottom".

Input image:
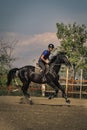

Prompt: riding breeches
[{"left": 38, "top": 61, "right": 46, "bottom": 73}]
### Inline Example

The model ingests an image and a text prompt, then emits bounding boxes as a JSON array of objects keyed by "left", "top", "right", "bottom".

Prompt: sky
[{"left": 0, "top": 0, "right": 87, "bottom": 67}]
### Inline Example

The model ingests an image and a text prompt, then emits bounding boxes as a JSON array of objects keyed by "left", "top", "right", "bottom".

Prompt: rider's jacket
[{"left": 38, "top": 50, "right": 50, "bottom": 63}]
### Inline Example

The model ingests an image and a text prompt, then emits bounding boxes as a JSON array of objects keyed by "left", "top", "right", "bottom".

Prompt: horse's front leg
[
  {"left": 47, "top": 81, "right": 59, "bottom": 99},
  {"left": 56, "top": 81, "right": 70, "bottom": 103}
]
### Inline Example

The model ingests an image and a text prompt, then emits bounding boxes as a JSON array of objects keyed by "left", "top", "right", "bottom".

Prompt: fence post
[
  {"left": 66, "top": 67, "right": 69, "bottom": 96},
  {"left": 41, "top": 84, "right": 46, "bottom": 97},
  {"left": 80, "top": 69, "right": 83, "bottom": 99}
]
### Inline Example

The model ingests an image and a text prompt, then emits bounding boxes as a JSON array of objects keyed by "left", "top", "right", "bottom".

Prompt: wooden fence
[{"left": 60, "top": 78, "right": 87, "bottom": 99}]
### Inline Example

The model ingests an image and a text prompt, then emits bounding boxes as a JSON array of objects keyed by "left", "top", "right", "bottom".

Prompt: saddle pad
[{"left": 35, "top": 66, "right": 42, "bottom": 74}]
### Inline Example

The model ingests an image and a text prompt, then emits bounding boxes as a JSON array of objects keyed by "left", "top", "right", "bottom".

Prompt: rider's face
[{"left": 49, "top": 47, "right": 53, "bottom": 52}]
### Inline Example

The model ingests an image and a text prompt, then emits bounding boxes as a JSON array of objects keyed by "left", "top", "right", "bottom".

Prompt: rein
[
  {"left": 51, "top": 63, "right": 61, "bottom": 66},
  {"left": 50, "top": 63, "right": 61, "bottom": 68}
]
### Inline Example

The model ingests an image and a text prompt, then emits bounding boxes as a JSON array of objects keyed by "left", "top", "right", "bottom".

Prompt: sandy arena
[{"left": 0, "top": 96, "right": 87, "bottom": 130}]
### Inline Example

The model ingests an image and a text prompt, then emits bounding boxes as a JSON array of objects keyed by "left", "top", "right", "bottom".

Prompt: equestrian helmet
[{"left": 48, "top": 43, "right": 54, "bottom": 49}]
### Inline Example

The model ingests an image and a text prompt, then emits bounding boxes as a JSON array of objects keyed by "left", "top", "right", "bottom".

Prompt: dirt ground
[{"left": 0, "top": 96, "right": 87, "bottom": 130}]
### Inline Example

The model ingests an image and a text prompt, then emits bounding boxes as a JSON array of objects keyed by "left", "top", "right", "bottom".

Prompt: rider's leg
[
  {"left": 45, "top": 64, "right": 50, "bottom": 74},
  {"left": 38, "top": 61, "right": 46, "bottom": 75}
]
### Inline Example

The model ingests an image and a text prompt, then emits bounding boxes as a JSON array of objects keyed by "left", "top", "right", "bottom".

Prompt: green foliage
[
  {"left": 0, "top": 65, "right": 7, "bottom": 87},
  {"left": 0, "top": 38, "right": 18, "bottom": 87},
  {"left": 56, "top": 22, "right": 87, "bottom": 79}
]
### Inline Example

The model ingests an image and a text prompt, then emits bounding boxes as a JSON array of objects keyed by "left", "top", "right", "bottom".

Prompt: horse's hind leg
[
  {"left": 21, "top": 80, "right": 33, "bottom": 105},
  {"left": 22, "top": 81, "right": 30, "bottom": 98}
]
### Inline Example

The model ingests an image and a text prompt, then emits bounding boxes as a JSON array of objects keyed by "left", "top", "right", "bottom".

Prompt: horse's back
[{"left": 19, "top": 65, "right": 35, "bottom": 71}]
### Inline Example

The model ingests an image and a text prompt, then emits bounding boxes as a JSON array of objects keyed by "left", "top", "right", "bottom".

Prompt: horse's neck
[
  {"left": 50, "top": 63, "right": 61, "bottom": 74},
  {"left": 54, "top": 64, "right": 61, "bottom": 74}
]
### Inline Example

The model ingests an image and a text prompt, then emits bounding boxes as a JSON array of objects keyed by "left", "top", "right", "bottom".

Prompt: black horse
[{"left": 7, "top": 51, "right": 71, "bottom": 104}]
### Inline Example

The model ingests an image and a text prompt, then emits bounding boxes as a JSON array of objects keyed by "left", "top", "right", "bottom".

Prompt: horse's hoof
[
  {"left": 66, "top": 99, "right": 70, "bottom": 104},
  {"left": 48, "top": 96, "right": 52, "bottom": 100},
  {"left": 19, "top": 98, "right": 26, "bottom": 104},
  {"left": 29, "top": 100, "right": 33, "bottom": 105}
]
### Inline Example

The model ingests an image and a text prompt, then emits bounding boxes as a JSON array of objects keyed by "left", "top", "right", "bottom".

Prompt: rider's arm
[{"left": 40, "top": 55, "right": 49, "bottom": 64}]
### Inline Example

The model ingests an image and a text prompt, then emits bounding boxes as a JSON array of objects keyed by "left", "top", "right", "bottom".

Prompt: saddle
[
  {"left": 35, "top": 63, "right": 43, "bottom": 74},
  {"left": 35, "top": 63, "right": 49, "bottom": 75},
  {"left": 34, "top": 63, "right": 56, "bottom": 79}
]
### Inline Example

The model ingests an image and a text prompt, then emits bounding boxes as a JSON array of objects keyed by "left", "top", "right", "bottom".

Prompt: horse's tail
[{"left": 7, "top": 68, "right": 19, "bottom": 92}]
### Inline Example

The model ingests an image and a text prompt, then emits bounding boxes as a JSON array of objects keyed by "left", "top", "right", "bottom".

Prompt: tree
[
  {"left": 56, "top": 22, "right": 87, "bottom": 79},
  {"left": 0, "top": 37, "right": 18, "bottom": 86},
  {"left": 0, "top": 38, "right": 18, "bottom": 70}
]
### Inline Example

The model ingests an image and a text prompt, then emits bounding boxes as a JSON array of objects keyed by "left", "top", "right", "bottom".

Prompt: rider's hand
[{"left": 45, "top": 59, "right": 49, "bottom": 64}]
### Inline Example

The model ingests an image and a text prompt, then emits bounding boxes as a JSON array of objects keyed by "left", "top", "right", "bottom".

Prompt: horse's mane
[{"left": 49, "top": 47, "right": 66, "bottom": 62}]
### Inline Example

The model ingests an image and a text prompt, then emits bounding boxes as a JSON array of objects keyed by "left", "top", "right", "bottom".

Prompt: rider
[{"left": 38, "top": 43, "right": 54, "bottom": 76}]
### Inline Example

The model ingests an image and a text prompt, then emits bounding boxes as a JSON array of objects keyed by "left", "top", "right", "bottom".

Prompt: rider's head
[{"left": 48, "top": 43, "right": 54, "bottom": 51}]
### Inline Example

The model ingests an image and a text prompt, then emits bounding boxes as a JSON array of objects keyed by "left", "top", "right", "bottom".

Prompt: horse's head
[
  {"left": 57, "top": 52, "right": 71, "bottom": 67},
  {"left": 49, "top": 49, "right": 71, "bottom": 67}
]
